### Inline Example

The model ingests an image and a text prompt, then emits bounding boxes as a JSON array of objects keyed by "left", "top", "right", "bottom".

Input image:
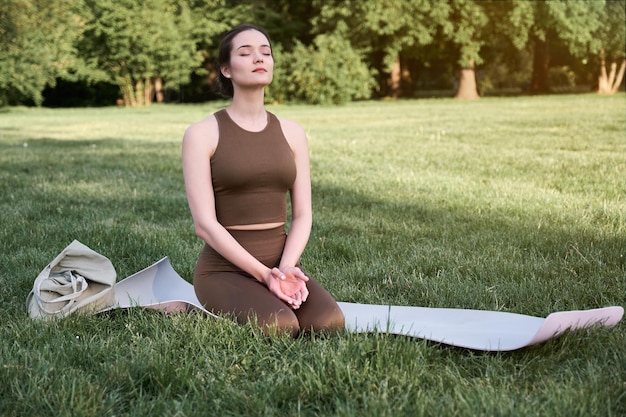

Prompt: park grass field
[{"left": 0, "top": 94, "right": 624, "bottom": 416}]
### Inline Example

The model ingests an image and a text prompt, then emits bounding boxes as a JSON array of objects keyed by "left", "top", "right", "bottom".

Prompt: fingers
[
  {"left": 281, "top": 266, "right": 309, "bottom": 282},
  {"left": 268, "top": 267, "right": 310, "bottom": 309},
  {"left": 280, "top": 292, "right": 300, "bottom": 308},
  {"left": 286, "top": 285, "right": 308, "bottom": 309},
  {"left": 282, "top": 289, "right": 300, "bottom": 309},
  {"left": 268, "top": 267, "right": 287, "bottom": 281},
  {"left": 294, "top": 291, "right": 302, "bottom": 305},
  {"left": 266, "top": 272, "right": 300, "bottom": 308},
  {"left": 269, "top": 280, "right": 298, "bottom": 307}
]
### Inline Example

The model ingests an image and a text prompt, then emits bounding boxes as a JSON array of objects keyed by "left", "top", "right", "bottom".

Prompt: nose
[{"left": 253, "top": 52, "right": 264, "bottom": 63}]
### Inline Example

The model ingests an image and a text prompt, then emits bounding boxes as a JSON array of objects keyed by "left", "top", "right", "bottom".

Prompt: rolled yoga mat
[{"left": 105, "top": 257, "right": 623, "bottom": 352}]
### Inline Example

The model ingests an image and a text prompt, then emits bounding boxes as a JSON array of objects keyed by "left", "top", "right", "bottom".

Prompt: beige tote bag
[{"left": 26, "top": 240, "right": 117, "bottom": 319}]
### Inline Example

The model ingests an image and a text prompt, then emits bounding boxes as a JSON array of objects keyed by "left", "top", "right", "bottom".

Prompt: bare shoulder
[
  {"left": 275, "top": 115, "right": 307, "bottom": 147},
  {"left": 183, "top": 114, "right": 219, "bottom": 151}
]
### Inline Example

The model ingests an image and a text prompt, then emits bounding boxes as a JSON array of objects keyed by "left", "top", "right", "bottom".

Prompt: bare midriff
[{"left": 225, "top": 221, "right": 285, "bottom": 231}]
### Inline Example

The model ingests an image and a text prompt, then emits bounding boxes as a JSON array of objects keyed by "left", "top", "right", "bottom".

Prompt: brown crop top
[{"left": 211, "top": 109, "right": 297, "bottom": 227}]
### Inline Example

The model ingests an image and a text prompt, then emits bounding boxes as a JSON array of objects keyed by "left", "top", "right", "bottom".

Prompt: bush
[
  {"left": 548, "top": 66, "right": 577, "bottom": 87},
  {"left": 265, "top": 44, "right": 287, "bottom": 104},
  {"left": 273, "top": 32, "right": 375, "bottom": 105}
]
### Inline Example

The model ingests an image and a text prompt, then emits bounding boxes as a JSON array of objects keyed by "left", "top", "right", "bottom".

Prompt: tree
[
  {"left": 184, "top": 0, "right": 319, "bottom": 101},
  {"left": 470, "top": 1, "right": 532, "bottom": 94},
  {"left": 441, "top": 0, "right": 488, "bottom": 100},
  {"left": 78, "top": 0, "right": 203, "bottom": 106},
  {"left": 0, "top": 0, "right": 84, "bottom": 106},
  {"left": 311, "top": 0, "right": 450, "bottom": 98},
  {"left": 597, "top": 0, "right": 625, "bottom": 94},
  {"left": 224, "top": 0, "right": 317, "bottom": 46},
  {"left": 519, "top": 0, "right": 605, "bottom": 94},
  {"left": 442, "top": 1, "right": 558, "bottom": 99}
]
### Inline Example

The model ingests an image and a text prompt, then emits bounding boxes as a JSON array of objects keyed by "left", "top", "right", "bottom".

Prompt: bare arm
[{"left": 277, "top": 118, "right": 313, "bottom": 272}]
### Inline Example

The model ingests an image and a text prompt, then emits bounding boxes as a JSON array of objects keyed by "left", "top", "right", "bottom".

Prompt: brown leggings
[{"left": 193, "top": 227, "right": 345, "bottom": 337}]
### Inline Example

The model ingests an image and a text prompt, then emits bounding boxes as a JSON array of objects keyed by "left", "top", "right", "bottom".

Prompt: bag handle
[{"left": 33, "top": 267, "right": 88, "bottom": 315}]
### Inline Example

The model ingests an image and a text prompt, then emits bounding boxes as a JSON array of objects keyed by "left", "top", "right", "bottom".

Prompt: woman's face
[{"left": 222, "top": 29, "right": 274, "bottom": 91}]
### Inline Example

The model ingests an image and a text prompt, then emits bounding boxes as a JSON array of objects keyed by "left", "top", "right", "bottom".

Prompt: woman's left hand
[{"left": 278, "top": 267, "right": 309, "bottom": 308}]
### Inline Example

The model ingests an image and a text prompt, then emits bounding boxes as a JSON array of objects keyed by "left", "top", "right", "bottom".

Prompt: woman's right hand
[{"left": 265, "top": 267, "right": 308, "bottom": 309}]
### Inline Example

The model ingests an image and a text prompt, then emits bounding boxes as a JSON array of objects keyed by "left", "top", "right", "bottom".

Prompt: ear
[{"left": 220, "top": 66, "right": 231, "bottom": 79}]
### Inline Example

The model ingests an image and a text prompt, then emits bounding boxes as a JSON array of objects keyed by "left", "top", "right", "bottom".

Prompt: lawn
[{"left": 0, "top": 94, "right": 624, "bottom": 416}]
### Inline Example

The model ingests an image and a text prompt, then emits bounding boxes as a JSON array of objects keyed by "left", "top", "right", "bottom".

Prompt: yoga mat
[
  {"left": 105, "top": 257, "right": 217, "bottom": 317},
  {"left": 107, "top": 257, "right": 623, "bottom": 352}
]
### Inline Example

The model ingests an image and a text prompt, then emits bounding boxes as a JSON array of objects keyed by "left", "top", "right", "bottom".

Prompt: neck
[
  {"left": 227, "top": 88, "right": 268, "bottom": 130},
  {"left": 229, "top": 86, "right": 266, "bottom": 114}
]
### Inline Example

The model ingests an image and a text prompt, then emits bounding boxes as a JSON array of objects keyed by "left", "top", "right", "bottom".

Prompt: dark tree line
[{"left": 1, "top": 0, "right": 624, "bottom": 107}]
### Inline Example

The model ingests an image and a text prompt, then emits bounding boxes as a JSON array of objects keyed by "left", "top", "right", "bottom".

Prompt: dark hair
[{"left": 216, "top": 23, "right": 272, "bottom": 98}]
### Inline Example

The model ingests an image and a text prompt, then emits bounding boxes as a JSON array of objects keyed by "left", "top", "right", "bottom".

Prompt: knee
[
  {"left": 324, "top": 306, "right": 346, "bottom": 333},
  {"left": 308, "top": 305, "right": 346, "bottom": 335},
  {"left": 257, "top": 310, "right": 300, "bottom": 338}
]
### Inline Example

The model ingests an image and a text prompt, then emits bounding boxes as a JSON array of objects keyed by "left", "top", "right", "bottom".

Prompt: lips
[{"left": 252, "top": 68, "right": 267, "bottom": 72}]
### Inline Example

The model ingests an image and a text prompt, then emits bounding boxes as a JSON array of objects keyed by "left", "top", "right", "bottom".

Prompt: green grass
[{"left": 1, "top": 94, "right": 624, "bottom": 417}]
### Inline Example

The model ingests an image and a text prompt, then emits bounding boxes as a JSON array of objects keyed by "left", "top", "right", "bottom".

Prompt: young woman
[{"left": 182, "top": 24, "right": 345, "bottom": 336}]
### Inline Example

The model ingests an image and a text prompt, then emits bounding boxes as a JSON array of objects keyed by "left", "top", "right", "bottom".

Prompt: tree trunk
[
  {"left": 120, "top": 85, "right": 132, "bottom": 107},
  {"left": 135, "top": 79, "right": 144, "bottom": 106},
  {"left": 529, "top": 35, "right": 550, "bottom": 94},
  {"left": 143, "top": 77, "right": 153, "bottom": 105},
  {"left": 154, "top": 76, "right": 164, "bottom": 103},
  {"left": 390, "top": 54, "right": 401, "bottom": 98},
  {"left": 598, "top": 50, "right": 626, "bottom": 94},
  {"left": 133, "top": 78, "right": 153, "bottom": 106},
  {"left": 117, "top": 77, "right": 155, "bottom": 107},
  {"left": 373, "top": 50, "right": 389, "bottom": 97},
  {"left": 455, "top": 59, "right": 479, "bottom": 100},
  {"left": 116, "top": 62, "right": 136, "bottom": 107},
  {"left": 119, "top": 73, "right": 136, "bottom": 107},
  {"left": 400, "top": 55, "right": 414, "bottom": 97},
  {"left": 614, "top": 59, "right": 626, "bottom": 93},
  {"left": 388, "top": 54, "right": 415, "bottom": 98}
]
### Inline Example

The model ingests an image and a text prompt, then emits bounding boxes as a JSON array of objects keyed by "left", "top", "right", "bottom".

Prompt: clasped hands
[{"left": 265, "top": 266, "right": 309, "bottom": 309}]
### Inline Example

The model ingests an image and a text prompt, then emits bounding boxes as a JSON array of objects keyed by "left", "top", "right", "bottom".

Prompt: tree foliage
[
  {"left": 519, "top": 0, "right": 605, "bottom": 93},
  {"left": 1, "top": 0, "right": 623, "bottom": 106},
  {"left": 597, "top": 0, "right": 626, "bottom": 94},
  {"left": 442, "top": 0, "right": 488, "bottom": 69},
  {"left": 0, "top": 0, "right": 84, "bottom": 105},
  {"left": 78, "top": 0, "right": 204, "bottom": 106},
  {"left": 311, "top": 0, "right": 450, "bottom": 97},
  {"left": 277, "top": 26, "right": 375, "bottom": 105}
]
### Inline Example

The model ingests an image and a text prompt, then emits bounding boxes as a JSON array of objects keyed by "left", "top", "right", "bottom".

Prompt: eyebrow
[{"left": 236, "top": 44, "right": 271, "bottom": 50}]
